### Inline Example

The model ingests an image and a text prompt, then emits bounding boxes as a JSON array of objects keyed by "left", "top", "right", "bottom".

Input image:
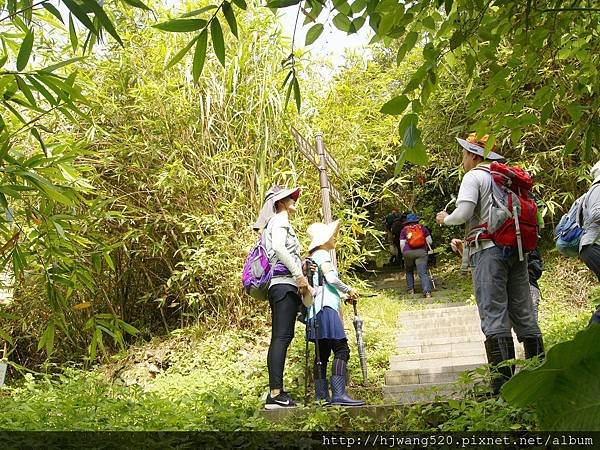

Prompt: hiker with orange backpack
[
  {"left": 399, "top": 213, "right": 434, "bottom": 298},
  {"left": 436, "top": 133, "right": 544, "bottom": 395}
]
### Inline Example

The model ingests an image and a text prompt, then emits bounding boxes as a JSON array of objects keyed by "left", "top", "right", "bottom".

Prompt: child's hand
[{"left": 348, "top": 289, "right": 359, "bottom": 302}]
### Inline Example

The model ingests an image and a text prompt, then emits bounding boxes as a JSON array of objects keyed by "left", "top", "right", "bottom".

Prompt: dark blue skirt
[{"left": 308, "top": 306, "right": 347, "bottom": 341}]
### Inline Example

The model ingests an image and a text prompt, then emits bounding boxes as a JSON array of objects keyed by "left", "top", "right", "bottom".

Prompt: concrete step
[
  {"left": 389, "top": 355, "right": 485, "bottom": 371},
  {"left": 261, "top": 404, "right": 406, "bottom": 423},
  {"left": 399, "top": 314, "right": 481, "bottom": 328},
  {"left": 383, "top": 388, "right": 459, "bottom": 404},
  {"left": 385, "top": 363, "right": 483, "bottom": 385},
  {"left": 383, "top": 382, "right": 458, "bottom": 394},
  {"left": 397, "top": 324, "right": 482, "bottom": 339},
  {"left": 390, "top": 348, "right": 486, "bottom": 362},
  {"left": 400, "top": 305, "right": 478, "bottom": 319},
  {"left": 396, "top": 340, "right": 485, "bottom": 356},
  {"left": 396, "top": 333, "right": 484, "bottom": 347},
  {"left": 401, "top": 302, "right": 471, "bottom": 310}
]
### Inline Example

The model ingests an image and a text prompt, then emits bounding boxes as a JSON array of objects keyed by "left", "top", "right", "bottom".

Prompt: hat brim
[
  {"left": 456, "top": 138, "right": 505, "bottom": 161},
  {"left": 272, "top": 187, "right": 301, "bottom": 203},
  {"left": 308, "top": 220, "right": 340, "bottom": 252}
]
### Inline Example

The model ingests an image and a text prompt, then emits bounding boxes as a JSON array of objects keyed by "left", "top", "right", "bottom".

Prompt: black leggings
[
  {"left": 314, "top": 338, "right": 350, "bottom": 379},
  {"left": 267, "top": 284, "right": 301, "bottom": 390}
]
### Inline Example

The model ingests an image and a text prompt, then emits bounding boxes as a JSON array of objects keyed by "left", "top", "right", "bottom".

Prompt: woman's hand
[
  {"left": 347, "top": 289, "right": 359, "bottom": 302},
  {"left": 296, "top": 275, "right": 309, "bottom": 291}
]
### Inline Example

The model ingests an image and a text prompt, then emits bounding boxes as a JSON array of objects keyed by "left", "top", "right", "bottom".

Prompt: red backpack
[
  {"left": 467, "top": 162, "right": 538, "bottom": 260},
  {"left": 405, "top": 224, "right": 426, "bottom": 249}
]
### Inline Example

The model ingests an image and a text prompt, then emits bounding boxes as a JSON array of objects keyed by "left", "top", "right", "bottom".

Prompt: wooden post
[{"left": 315, "top": 132, "right": 338, "bottom": 268}]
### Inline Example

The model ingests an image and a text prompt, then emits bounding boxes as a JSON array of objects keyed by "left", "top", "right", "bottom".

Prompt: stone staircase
[{"left": 384, "top": 296, "right": 524, "bottom": 404}]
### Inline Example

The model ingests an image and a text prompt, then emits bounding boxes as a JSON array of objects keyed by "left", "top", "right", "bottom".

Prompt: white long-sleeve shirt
[{"left": 264, "top": 211, "right": 302, "bottom": 287}]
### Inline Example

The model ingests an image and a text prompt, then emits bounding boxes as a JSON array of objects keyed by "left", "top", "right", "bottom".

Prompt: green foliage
[
  {"left": 503, "top": 325, "right": 600, "bottom": 431},
  {"left": 244, "top": 0, "right": 600, "bottom": 167}
]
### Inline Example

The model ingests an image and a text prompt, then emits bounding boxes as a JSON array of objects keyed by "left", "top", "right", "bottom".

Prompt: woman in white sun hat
[{"left": 306, "top": 220, "right": 365, "bottom": 407}]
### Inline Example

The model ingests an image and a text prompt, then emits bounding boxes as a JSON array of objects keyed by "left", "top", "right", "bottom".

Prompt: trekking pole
[
  {"left": 426, "top": 242, "right": 437, "bottom": 291},
  {"left": 444, "top": 195, "right": 457, "bottom": 212},
  {"left": 303, "top": 308, "right": 310, "bottom": 407},
  {"left": 307, "top": 259, "right": 323, "bottom": 404},
  {"left": 312, "top": 301, "right": 322, "bottom": 401},
  {"left": 303, "top": 259, "right": 314, "bottom": 406},
  {"left": 351, "top": 300, "right": 368, "bottom": 385},
  {"left": 440, "top": 196, "right": 457, "bottom": 227}
]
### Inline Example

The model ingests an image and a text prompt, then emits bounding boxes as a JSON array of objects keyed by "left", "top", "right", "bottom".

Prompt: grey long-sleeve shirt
[{"left": 580, "top": 182, "right": 600, "bottom": 249}]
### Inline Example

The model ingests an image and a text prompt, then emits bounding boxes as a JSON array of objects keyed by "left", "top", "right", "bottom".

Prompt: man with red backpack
[
  {"left": 436, "top": 133, "right": 544, "bottom": 395},
  {"left": 399, "top": 213, "right": 434, "bottom": 298}
]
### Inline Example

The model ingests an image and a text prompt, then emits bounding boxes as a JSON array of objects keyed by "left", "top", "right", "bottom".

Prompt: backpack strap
[
  {"left": 578, "top": 181, "right": 600, "bottom": 227},
  {"left": 471, "top": 164, "right": 513, "bottom": 224}
]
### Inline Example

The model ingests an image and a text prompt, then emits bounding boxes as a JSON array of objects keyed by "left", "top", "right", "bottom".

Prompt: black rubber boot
[
  {"left": 330, "top": 375, "right": 365, "bottom": 406},
  {"left": 314, "top": 379, "right": 330, "bottom": 403},
  {"left": 484, "top": 336, "right": 516, "bottom": 395},
  {"left": 523, "top": 335, "right": 545, "bottom": 360}
]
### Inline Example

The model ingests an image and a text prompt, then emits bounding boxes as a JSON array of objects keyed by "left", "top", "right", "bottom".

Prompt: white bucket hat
[
  {"left": 307, "top": 220, "right": 340, "bottom": 252},
  {"left": 456, "top": 133, "right": 505, "bottom": 161}
]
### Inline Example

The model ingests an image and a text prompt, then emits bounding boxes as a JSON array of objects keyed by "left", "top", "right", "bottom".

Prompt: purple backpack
[{"left": 242, "top": 234, "right": 290, "bottom": 300}]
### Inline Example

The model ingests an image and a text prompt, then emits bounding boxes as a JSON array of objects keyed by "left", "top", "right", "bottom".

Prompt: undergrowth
[{"left": 0, "top": 251, "right": 594, "bottom": 431}]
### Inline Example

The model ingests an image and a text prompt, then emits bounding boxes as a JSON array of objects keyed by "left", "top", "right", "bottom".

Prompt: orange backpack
[{"left": 405, "top": 224, "right": 426, "bottom": 248}]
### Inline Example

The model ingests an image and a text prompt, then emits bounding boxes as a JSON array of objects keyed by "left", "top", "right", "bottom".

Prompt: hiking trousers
[
  {"left": 580, "top": 244, "right": 600, "bottom": 324},
  {"left": 267, "top": 284, "right": 301, "bottom": 390},
  {"left": 402, "top": 248, "right": 433, "bottom": 293},
  {"left": 580, "top": 244, "right": 600, "bottom": 281},
  {"left": 470, "top": 246, "right": 541, "bottom": 339}
]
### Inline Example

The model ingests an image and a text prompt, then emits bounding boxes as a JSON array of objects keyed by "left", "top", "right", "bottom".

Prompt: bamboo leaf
[
  {"left": 182, "top": 5, "right": 218, "bottom": 17},
  {"left": 193, "top": 30, "right": 208, "bottom": 83},
  {"left": 17, "top": 29, "right": 34, "bottom": 71},
  {"left": 15, "top": 75, "right": 36, "bottom": 106},
  {"left": 284, "top": 74, "right": 294, "bottom": 109},
  {"left": 266, "top": 0, "right": 301, "bottom": 7},
  {"left": 43, "top": 3, "right": 64, "bottom": 23},
  {"left": 62, "top": 0, "right": 96, "bottom": 32},
  {"left": 81, "top": 0, "right": 123, "bottom": 46},
  {"left": 165, "top": 35, "right": 200, "bottom": 70},
  {"left": 39, "top": 57, "right": 86, "bottom": 74},
  {"left": 153, "top": 18, "right": 208, "bottom": 32},
  {"left": 0, "top": 326, "right": 12, "bottom": 344},
  {"left": 293, "top": 76, "right": 301, "bottom": 112},
  {"left": 232, "top": 0, "right": 247, "bottom": 9},
  {"left": 103, "top": 252, "right": 115, "bottom": 271},
  {"left": 222, "top": 2, "right": 238, "bottom": 38},
  {"left": 122, "top": 0, "right": 152, "bottom": 11},
  {"left": 68, "top": 14, "right": 78, "bottom": 52},
  {"left": 38, "top": 323, "right": 55, "bottom": 356},
  {"left": 30, "top": 127, "right": 47, "bottom": 155},
  {"left": 305, "top": 23, "right": 324, "bottom": 46},
  {"left": 211, "top": 18, "right": 225, "bottom": 67},
  {"left": 281, "top": 69, "right": 293, "bottom": 88}
]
